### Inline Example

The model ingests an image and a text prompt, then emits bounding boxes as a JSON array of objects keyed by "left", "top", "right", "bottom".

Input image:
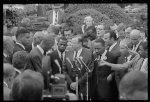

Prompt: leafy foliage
[{"left": 61, "top": 4, "right": 133, "bottom": 25}]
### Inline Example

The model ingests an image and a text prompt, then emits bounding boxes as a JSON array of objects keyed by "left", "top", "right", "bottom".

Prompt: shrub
[
  {"left": 63, "top": 8, "right": 113, "bottom": 26},
  {"left": 61, "top": 4, "right": 134, "bottom": 25},
  {"left": 60, "top": 8, "right": 113, "bottom": 34}
]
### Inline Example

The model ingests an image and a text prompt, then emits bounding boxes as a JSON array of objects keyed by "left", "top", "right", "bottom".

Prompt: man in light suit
[
  {"left": 3, "top": 63, "right": 16, "bottom": 100},
  {"left": 46, "top": 4, "right": 64, "bottom": 25},
  {"left": 65, "top": 35, "right": 94, "bottom": 100}
]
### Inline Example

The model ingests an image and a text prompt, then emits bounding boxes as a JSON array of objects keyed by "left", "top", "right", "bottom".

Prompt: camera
[{"left": 43, "top": 74, "right": 69, "bottom": 100}]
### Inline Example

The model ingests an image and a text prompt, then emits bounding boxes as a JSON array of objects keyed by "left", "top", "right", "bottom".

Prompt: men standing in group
[
  {"left": 130, "top": 29, "right": 142, "bottom": 52},
  {"left": 103, "top": 30, "right": 121, "bottom": 100},
  {"left": 65, "top": 35, "right": 94, "bottom": 100},
  {"left": 46, "top": 4, "right": 64, "bottom": 25}
]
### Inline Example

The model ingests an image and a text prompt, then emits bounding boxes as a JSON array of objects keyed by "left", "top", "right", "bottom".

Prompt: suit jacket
[
  {"left": 65, "top": 47, "right": 94, "bottom": 96},
  {"left": 42, "top": 55, "right": 52, "bottom": 89},
  {"left": 28, "top": 47, "right": 43, "bottom": 72},
  {"left": 115, "top": 54, "right": 128, "bottom": 88},
  {"left": 49, "top": 50, "right": 72, "bottom": 86},
  {"left": 106, "top": 41, "right": 121, "bottom": 100},
  {"left": 3, "top": 84, "right": 11, "bottom": 101},
  {"left": 13, "top": 43, "right": 25, "bottom": 54},
  {"left": 46, "top": 9, "right": 64, "bottom": 24}
]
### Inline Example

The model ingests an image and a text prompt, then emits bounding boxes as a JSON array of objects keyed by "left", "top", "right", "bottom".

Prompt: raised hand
[
  {"left": 99, "top": 60, "right": 109, "bottom": 66},
  {"left": 70, "top": 82, "right": 77, "bottom": 90}
]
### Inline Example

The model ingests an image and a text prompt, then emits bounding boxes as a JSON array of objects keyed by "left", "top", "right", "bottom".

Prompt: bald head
[
  {"left": 130, "top": 29, "right": 141, "bottom": 38},
  {"left": 119, "top": 71, "right": 148, "bottom": 100},
  {"left": 130, "top": 29, "right": 141, "bottom": 45}
]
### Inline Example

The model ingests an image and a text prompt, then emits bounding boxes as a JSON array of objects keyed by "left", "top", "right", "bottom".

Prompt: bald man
[
  {"left": 119, "top": 71, "right": 148, "bottom": 100},
  {"left": 130, "top": 29, "right": 142, "bottom": 52}
]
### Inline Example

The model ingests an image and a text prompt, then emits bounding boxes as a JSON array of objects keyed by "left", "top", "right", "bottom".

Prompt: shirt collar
[
  {"left": 32, "top": 43, "right": 35, "bottom": 49},
  {"left": 16, "top": 42, "right": 25, "bottom": 50},
  {"left": 108, "top": 42, "right": 117, "bottom": 52},
  {"left": 3, "top": 53, "right": 7, "bottom": 58},
  {"left": 102, "top": 50, "right": 107, "bottom": 57},
  {"left": 76, "top": 48, "right": 83, "bottom": 58},
  {"left": 37, "top": 45, "right": 44, "bottom": 55},
  {"left": 57, "top": 48, "right": 65, "bottom": 60},
  {"left": 3, "top": 81, "right": 8, "bottom": 88}
]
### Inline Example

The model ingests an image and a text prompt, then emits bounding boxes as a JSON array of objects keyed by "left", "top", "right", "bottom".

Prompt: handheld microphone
[{"left": 54, "top": 59, "right": 61, "bottom": 74}]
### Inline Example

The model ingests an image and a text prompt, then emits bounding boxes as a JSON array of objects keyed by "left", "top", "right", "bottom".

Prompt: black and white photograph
[{"left": 3, "top": 3, "right": 148, "bottom": 100}]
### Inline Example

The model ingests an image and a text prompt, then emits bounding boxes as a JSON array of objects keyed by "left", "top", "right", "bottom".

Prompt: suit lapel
[{"left": 36, "top": 47, "right": 43, "bottom": 59}]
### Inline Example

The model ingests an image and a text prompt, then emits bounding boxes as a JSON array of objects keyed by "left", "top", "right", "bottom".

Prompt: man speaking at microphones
[{"left": 65, "top": 35, "right": 94, "bottom": 100}]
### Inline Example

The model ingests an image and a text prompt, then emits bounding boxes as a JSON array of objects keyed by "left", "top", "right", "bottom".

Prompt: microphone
[
  {"left": 51, "top": 75, "right": 60, "bottom": 80},
  {"left": 54, "top": 59, "right": 61, "bottom": 74},
  {"left": 75, "top": 57, "right": 83, "bottom": 70},
  {"left": 78, "top": 57, "right": 91, "bottom": 72},
  {"left": 14, "top": 68, "right": 21, "bottom": 74},
  {"left": 66, "top": 57, "right": 74, "bottom": 68}
]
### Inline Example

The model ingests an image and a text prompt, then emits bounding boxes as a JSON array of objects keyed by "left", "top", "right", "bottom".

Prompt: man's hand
[
  {"left": 99, "top": 60, "right": 109, "bottom": 66},
  {"left": 107, "top": 74, "right": 112, "bottom": 82},
  {"left": 70, "top": 82, "right": 77, "bottom": 90}
]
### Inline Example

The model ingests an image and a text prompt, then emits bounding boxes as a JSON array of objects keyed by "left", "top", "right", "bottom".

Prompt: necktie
[
  {"left": 61, "top": 52, "right": 63, "bottom": 61},
  {"left": 125, "top": 57, "right": 127, "bottom": 62}
]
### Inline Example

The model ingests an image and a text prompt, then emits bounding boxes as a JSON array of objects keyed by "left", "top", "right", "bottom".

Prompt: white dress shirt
[
  {"left": 57, "top": 48, "right": 65, "bottom": 61},
  {"left": 16, "top": 42, "right": 25, "bottom": 50},
  {"left": 73, "top": 48, "right": 83, "bottom": 59},
  {"left": 132, "top": 40, "right": 141, "bottom": 52},
  {"left": 3, "top": 81, "right": 8, "bottom": 88},
  {"left": 140, "top": 58, "right": 148, "bottom": 73},
  {"left": 37, "top": 45, "right": 44, "bottom": 55},
  {"left": 108, "top": 42, "right": 117, "bottom": 52}
]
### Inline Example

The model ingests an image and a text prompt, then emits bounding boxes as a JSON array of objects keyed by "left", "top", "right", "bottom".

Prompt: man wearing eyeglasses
[{"left": 130, "top": 29, "right": 142, "bottom": 52}]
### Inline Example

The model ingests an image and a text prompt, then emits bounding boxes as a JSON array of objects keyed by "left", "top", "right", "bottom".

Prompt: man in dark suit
[
  {"left": 3, "top": 36, "right": 15, "bottom": 64},
  {"left": 103, "top": 30, "right": 121, "bottom": 100},
  {"left": 13, "top": 27, "right": 30, "bottom": 54},
  {"left": 65, "top": 35, "right": 94, "bottom": 100},
  {"left": 28, "top": 34, "right": 55, "bottom": 73},
  {"left": 3, "top": 63, "right": 16, "bottom": 100},
  {"left": 48, "top": 36, "right": 72, "bottom": 89}
]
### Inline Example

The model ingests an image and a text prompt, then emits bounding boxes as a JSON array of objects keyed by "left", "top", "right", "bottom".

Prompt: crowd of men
[{"left": 3, "top": 15, "right": 148, "bottom": 100}]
